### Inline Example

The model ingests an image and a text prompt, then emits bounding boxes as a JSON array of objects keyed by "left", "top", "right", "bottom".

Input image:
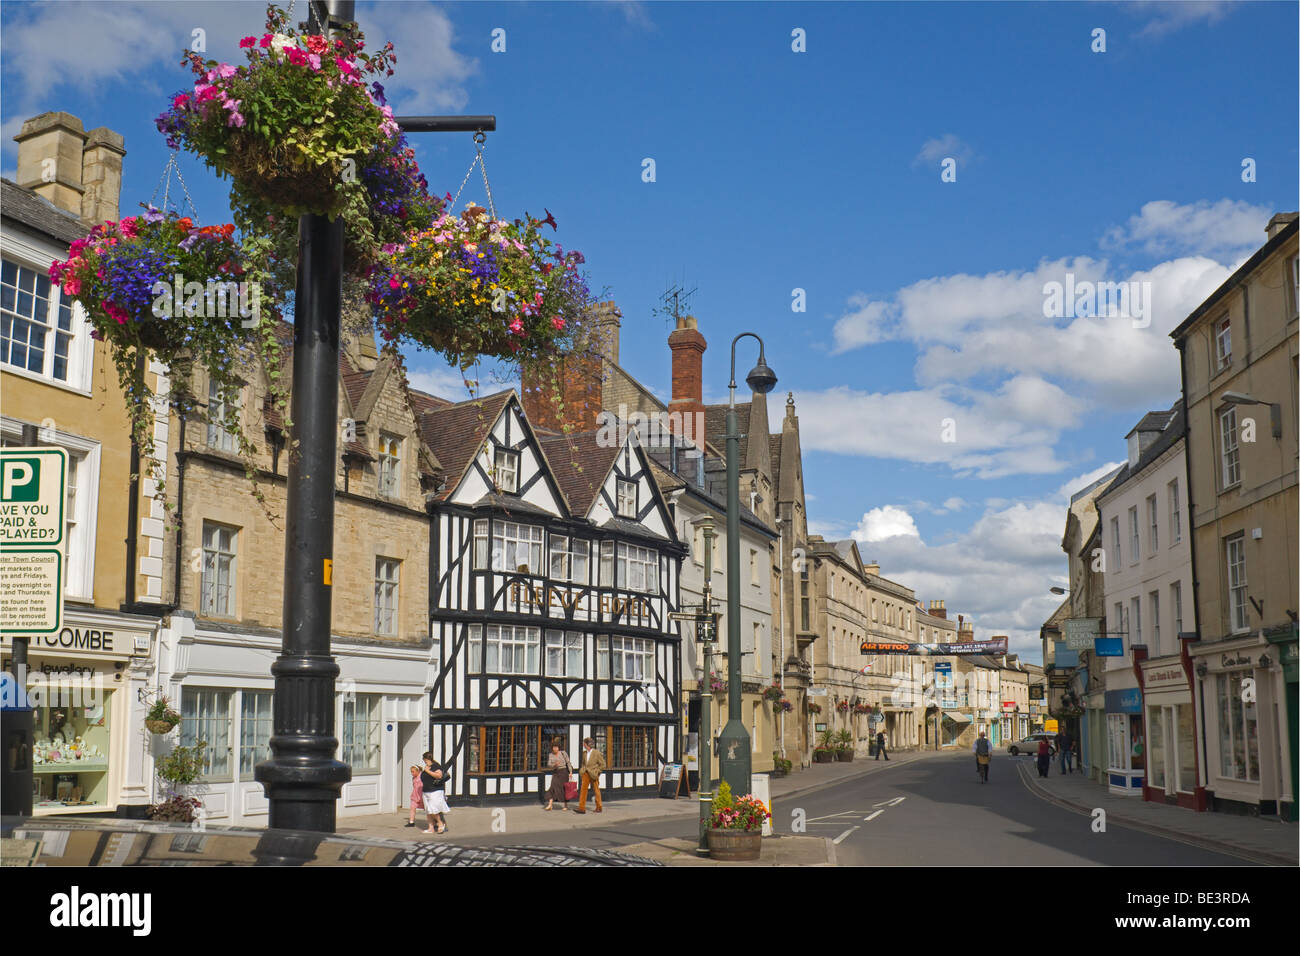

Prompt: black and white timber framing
[{"left": 425, "top": 393, "right": 686, "bottom": 803}]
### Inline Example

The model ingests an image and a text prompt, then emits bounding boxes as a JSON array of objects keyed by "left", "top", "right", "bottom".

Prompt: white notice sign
[{"left": 0, "top": 447, "right": 68, "bottom": 635}]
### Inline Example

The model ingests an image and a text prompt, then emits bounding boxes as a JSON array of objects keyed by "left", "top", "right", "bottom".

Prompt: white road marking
[
  {"left": 872, "top": 796, "right": 906, "bottom": 808},
  {"left": 863, "top": 809, "right": 884, "bottom": 821},
  {"left": 833, "top": 827, "right": 859, "bottom": 844}
]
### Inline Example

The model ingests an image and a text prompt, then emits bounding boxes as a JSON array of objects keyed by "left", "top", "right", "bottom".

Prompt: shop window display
[{"left": 31, "top": 695, "right": 112, "bottom": 809}]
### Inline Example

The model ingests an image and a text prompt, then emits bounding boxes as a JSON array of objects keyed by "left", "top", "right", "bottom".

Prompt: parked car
[{"left": 1007, "top": 732, "right": 1057, "bottom": 756}]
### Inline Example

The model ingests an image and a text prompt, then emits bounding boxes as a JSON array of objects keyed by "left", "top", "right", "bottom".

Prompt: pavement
[
  {"left": 1015, "top": 758, "right": 1298, "bottom": 867},
  {"left": 330, "top": 748, "right": 941, "bottom": 865}
]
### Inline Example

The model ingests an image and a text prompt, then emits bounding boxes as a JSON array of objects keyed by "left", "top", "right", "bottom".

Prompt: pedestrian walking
[
  {"left": 544, "top": 740, "right": 573, "bottom": 811},
  {"left": 406, "top": 765, "right": 423, "bottom": 827},
  {"left": 573, "top": 736, "right": 606, "bottom": 814},
  {"left": 1036, "top": 736, "right": 1051, "bottom": 778},
  {"left": 1058, "top": 729, "right": 1073, "bottom": 774},
  {"left": 875, "top": 730, "right": 889, "bottom": 760},
  {"left": 973, "top": 731, "right": 991, "bottom": 780},
  {"left": 420, "top": 751, "right": 450, "bottom": 834}
]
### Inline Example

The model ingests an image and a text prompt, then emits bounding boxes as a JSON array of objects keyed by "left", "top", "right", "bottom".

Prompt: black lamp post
[
  {"left": 717, "top": 333, "right": 776, "bottom": 796},
  {"left": 254, "top": 1, "right": 498, "bottom": 833}
]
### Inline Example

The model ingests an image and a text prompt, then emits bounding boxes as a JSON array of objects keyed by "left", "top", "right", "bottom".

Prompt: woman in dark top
[
  {"left": 420, "top": 752, "right": 450, "bottom": 834},
  {"left": 544, "top": 741, "right": 572, "bottom": 811}
]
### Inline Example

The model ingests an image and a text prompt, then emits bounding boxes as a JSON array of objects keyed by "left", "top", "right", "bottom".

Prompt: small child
[{"left": 406, "top": 765, "right": 423, "bottom": 827}]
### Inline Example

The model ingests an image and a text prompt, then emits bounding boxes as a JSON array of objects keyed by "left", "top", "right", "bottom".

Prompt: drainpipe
[
  {"left": 124, "top": 356, "right": 143, "bottom": 607},
  {"left": 172, "top": 409, "right": 188, "bottom": 607},
  {"left": 776, "top": 516, "right": 785, "bottom": 761}
]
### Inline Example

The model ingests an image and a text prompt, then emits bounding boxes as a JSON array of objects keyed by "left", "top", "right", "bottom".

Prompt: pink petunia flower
[
  {"left": 551, "top": 316, "right": 565, "bottom": 331},
  {"left": 388, "top": 276, "right": 401, "bottom": 290},
  {"left": 509, "top": 318, "right": 524, "bottom": 335},
  {"left": 259, "top": 34, "right": 273, "bottom": 48},
  {"left": 227, "top": 111, "right": 246, "bottom": 128},
  {"left": 172, "top": 93, "right": 189, "bottom": 110},
  {"left": 307, "top": 53, "right": 321, "bottom": 71},
  {"left": 239, "top": 36, "right": 257, "bottom": 48}
]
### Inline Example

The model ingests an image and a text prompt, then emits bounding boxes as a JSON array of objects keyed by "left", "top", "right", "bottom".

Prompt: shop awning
[{"left": 942, "top": 710, "right": 972, "bottom": 724}]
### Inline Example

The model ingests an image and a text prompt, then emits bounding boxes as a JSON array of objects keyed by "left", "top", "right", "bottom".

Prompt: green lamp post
[{"left": 717, "top": 333, "right": 777, "bottom": 797}]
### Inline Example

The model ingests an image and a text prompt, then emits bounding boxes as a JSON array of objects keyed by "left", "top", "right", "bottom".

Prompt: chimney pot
[{"left": 668, "top": 313, "right": 707, "bottom": 443}]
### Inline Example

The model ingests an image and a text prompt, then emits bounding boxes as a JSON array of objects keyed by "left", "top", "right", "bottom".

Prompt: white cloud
[
  {"left": 830, "top": 294, "right": 896, "bottom": 354},
  {"left": 356, "top": 4, "right": 478, "bottom": 114},
  {"left": 407, "top": 364, "right": 475, "bottom": 401},
  {"left": 1101, "top": 199, "right": 1272, "bottom": 260},
  {"left": 913, "top": 133, "right": 973, "bottom": 168},
  {"left": 852, "top": 495, "right": 1079, "bottom": 663},
  {"left": 1128, "top": 0, "right": 1236, "bottom": 38},
  {"left": 1057, "top": 461, "right": 1124, "bottom": 501},
  {"left": 855, "top": 506, "right": 920, "bottom": 543},
  {"left": 939, "top": 496, "right": 967, "bottom": 513},
  {"left": 1, "top": 2, "right": 478, "bottom": 159}
]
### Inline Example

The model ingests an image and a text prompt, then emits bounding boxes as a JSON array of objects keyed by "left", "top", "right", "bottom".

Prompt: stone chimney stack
[
  {"left": 864, "top": 562, "right": 880, "bottom": 577},
  {"left": 595, "top": 301, "right": 621, "bottom": 366},
  {"left": 14, "top": 112, "right": 125, "bottom": 226},
  {"left": 928, "top": 599, "right": 947, "bottom": 620},
  {"left": 80, "top": 126, "right": 126, "bottom": 224},
  {"left": 1266, "top": 212, "right": 1298, "bottom": 240}
]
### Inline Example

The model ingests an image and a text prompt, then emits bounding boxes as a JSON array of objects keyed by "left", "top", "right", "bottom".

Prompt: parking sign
[{"left": 0, "top": 446, "right": 68, "bottom": 634}]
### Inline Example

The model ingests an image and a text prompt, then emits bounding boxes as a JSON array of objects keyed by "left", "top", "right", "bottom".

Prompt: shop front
[
  {"left": 1139, "top": 656, "right": 1200, "bottom": 809},
  {"left": 1, "top": 609, "right": 160, "bottom": 816},
  {"left": 1193, "top": 633, "right": 1294, "bottom": 818},
  {"left": 1104, "top": 686, "right": 1144, "bottom": 795},
  {"left": 159, "top": 614, "right": 431, "bottom": 825},
  {"left": 1265, "top": 626, "right": 1298, "bottom": 822}
]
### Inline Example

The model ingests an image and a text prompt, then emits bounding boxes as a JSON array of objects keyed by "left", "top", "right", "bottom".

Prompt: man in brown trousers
[{"left": 574, "top": 736, "right": 606, "bottom": 813}]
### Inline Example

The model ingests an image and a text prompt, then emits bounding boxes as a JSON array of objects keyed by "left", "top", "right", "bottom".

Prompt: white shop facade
[
  {"left": 155, "top": 612, "right": 433, "bottom": 825},
  {"left": 1, "top": 608, "right": 161, "bottom": 817}
]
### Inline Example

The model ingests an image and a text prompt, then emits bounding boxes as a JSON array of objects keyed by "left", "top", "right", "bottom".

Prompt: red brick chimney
[
  {"left": 668, "top": 314, "right": 706, "bottom": 442},
  {"left": 928, "top": 599, "right": 947, "bottom": 620}
]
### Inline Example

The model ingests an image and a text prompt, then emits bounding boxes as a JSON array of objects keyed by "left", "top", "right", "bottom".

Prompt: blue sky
[{"left": 3, "top": 1, "right": 1296, "bottom": 660}]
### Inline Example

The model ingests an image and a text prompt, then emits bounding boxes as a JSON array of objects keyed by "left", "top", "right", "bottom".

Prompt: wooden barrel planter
[
  {"left": 707, "top": 829, "right": 762, "bottom": 861},
  {"left": 813, "top": 750, "right": 835, "bottom": 763}
]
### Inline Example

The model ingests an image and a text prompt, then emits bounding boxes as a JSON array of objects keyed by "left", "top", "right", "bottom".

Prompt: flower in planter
[
  {"left": 708, "top": 670, "right": 727, "bottom": 694},
  {"left": 366, "top": 206, "right": 595, "bottom": 368},
  {"left": 156, "top": 6, "right": 400, "bottom": 219},
  {"left": 708, "top": 781, "right": 770, "bottom": 832},
  {"left": 49, "top": 209, "right": 278, "bottom": 508}
]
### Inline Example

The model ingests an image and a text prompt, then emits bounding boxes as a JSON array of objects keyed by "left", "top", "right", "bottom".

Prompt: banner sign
[
  {"left": 1105, "top": 688, "right": 1142, "bottom": 714},
  {"left": 1064, "top": 617, "right": 1101, "bottom": 650},
  {"left": 860, "top": 637, "right": 1009, "bottom": 656},
  {"left": 1029, "top": 684, "right": 1046, "bottom": 700}
]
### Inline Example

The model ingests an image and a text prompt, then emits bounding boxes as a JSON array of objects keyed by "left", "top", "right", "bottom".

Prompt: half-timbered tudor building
[{"left": 421, "top": 390, "right": 686, "bottom": 803}]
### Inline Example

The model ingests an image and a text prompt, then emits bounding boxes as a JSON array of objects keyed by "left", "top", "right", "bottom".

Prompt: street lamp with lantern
[
  {"left": 717, "top": 333, "right": 777, "bottom": 796},
  {"left": 1220, "top": 390, "right": 1283, "bottom": 439}
]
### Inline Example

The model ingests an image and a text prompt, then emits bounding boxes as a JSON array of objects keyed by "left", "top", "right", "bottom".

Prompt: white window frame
[
  {"left": 492, "top": 520, "right": 543, "bottom": 574},
  {"left": 1214, "top": 316, "right": 1231, "bottom": 371},
  {"left": 1109, "top": 517, "right": 1121, "bottom": 573},
  {"left": 1130, "top": 597, "right": 1141, "bottom": 646},
  {"left": 1219, "top": 407, "right": 1239, "bottom": 489},
  {"left": 548, "top": 534, "right": 590, "bottom": 584},
  {"left": 615, "top": 478, "right": 637, "bottom": 518},
  {"left": 1128, "top": 506, "right": 1140, "bottom": 564},
  {"left": 544, "top": 630, "right": 584, "bottom": 678},
  {"left": 374, "top": 557, "right": 399, "bottom": 636},
  {"left": 616, "top": 542, "right": 658, "bottom": 593},
  {"left": 340, "top": 693, "right": 381, "bottom": 774},
  {"left": 378, "top": 433, "right": 402, "bottom": 499},
  {"left": 608, "top": 635, "right": 654, "bottom": 682},
  {"left": 1226, "top": 535, "right": 1248, "bottom": 633},
  {"left": 238, "top": 689, "right": 273, "bottom": 776},
  {"left": 1149, "top": 590, "right": 1160, "bottom": 651},
  {"left": 750, "top": 549, "right": 760, "bottom": 587},
  {"left": 201, "top": 521, "right": 238, "bottom": 618},
  {"left": 494, "top": 447, "right": 519, "bottom": 494},
  {"left": 469, "top": 624, "right": 541, "bottom": 675},
  {"left": 180, "top": 687, "right": 234, "bottom": 782},
  {"left": 1168, "top": 479, "right": 1181, "bottom": 545},
  {"left": 1172, "top": 580, "right": 1183, "bottom": 636},
  {"left": 1216, "top": 673, "right": 1259, "bottom": 782},
  {"left": 1146, "top": 494, "right": 1158, "bottom": 553},
  {"left": 0, "top": 245, "right": 93, "bottom": 393},
  {"left": 206, "top": 377, "right": 241, "bottom": 453},
  {"left": 0, "top": 417, "right": 99, "bottom": 600}
]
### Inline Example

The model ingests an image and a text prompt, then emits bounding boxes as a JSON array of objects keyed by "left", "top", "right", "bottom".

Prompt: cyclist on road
[{"left": 973, "top": 731, "right": 992, "bottom": 779}]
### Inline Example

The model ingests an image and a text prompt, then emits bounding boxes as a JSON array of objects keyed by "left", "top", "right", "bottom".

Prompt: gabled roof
[
  {"left": 0, "top": 178, "right": 87, "bottom": 245},
  {"left": 340, "top": 356, "right": 371, "bottom": 412},
  {"left": 538, "top": 430, "right": 620, "bottom": 516},
  {"left": 417, "top": 390, "right": 514, "bottom": 501}
]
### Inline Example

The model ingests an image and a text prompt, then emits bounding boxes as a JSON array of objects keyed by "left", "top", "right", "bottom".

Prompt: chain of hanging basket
[
  {"left": 148, "top": 153, "right": 200, "bottom": 219},
  {"left": 451, "top": 131, "right": 497, "bottom": 219}
]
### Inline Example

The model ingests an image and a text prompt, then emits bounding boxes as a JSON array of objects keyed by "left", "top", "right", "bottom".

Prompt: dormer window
[
  {"left": 494, "top": 448, "right": 519, "bottom": 493},
  {"left": 378, "top": 434, "right": 401, "bottom": 498},
  {"left": 616, "top": 478, "right": 636, "bottom": 518}
]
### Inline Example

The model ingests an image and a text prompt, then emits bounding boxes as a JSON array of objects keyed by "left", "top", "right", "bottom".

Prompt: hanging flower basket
[
  {"left": 806, "top": 702, "right": 822, "bottom": 715},
  {"left": 49, "top": 209, "right": 272, "bottom": 501},
  {"left": 157, "top": 8, "right": 400, "bottom": 220},
  {"left": 366, "top": 205, "right": 594, "bottom": 367},
  {"left": 145, "top": 696, "right": 182, "bottom": 735},
  {"left": 708, "top": 670, "right": 727, "bottom": 695},
  {"left": 763, "top": 684, "right": 784, "bottom": 703},
  {"left": 836, "top": 700, "right": 850, "bottom": 713},
  {"left": 776, "top": 698, "right": 794, "bottom": 713}
]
